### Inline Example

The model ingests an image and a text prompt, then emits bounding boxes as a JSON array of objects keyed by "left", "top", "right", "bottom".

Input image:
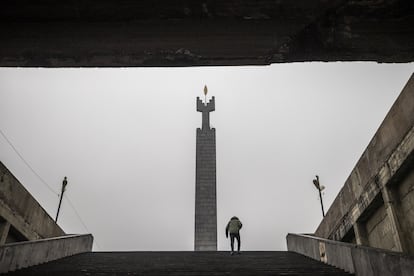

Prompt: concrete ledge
[
  {"left": 287, "top": 233, "right": 414, "bottom": 276},
  {"left": 0, "top": 234, "right": 93, "bottom": 274}
]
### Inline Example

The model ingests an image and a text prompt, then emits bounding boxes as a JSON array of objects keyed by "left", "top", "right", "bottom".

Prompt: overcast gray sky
[{"left": 0, "top": 63, "right": 413, "bottom": 251}]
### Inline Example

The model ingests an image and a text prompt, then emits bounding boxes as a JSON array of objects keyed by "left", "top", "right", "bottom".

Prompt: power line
[
  {"left": 63, "top": 195, "right": 90, "bottom": 233},
  {"left": 0, "top": 127, "right": 102, "bottom": 250},
  {"left": 64, "top": 195, "right": 102, "bottom": 251},
  {"left": 0, "top": 128, "right": 58, "bottom": 196}
]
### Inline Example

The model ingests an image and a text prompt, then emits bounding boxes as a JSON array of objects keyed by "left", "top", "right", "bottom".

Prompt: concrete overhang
[{"left": 1, "top": 0, "right": 413, "bottom": 67}]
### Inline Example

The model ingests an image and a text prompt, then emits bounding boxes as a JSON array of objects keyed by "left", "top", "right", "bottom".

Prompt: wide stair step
[{"left": 10, "top": 251, "right": 352, "bottom": 275}]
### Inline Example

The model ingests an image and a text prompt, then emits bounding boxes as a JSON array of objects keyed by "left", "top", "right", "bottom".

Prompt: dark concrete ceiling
[{"left": 1, "top": 0, "right": 413, "bottom": 67}]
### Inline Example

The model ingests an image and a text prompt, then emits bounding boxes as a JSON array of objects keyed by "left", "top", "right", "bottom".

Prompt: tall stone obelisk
[{"left": 194, "top": 92, "right": 217, "bottom": 251}]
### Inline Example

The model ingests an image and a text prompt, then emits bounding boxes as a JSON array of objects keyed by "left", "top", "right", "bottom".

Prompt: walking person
[{"left": 225, "top": 216, "right": 242, "bottom": 255}]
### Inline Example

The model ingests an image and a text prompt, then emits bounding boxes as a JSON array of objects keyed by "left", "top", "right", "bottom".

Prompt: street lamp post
[
  {"left": 312, "top": 175, "right": 325, "bottom": 217},
  {"left": 55, "top": 176, "right": 68, "bottom": 223}
]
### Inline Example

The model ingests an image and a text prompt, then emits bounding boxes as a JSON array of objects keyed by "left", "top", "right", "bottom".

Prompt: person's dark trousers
[{"left": 230, "top": 233, "right": 241, "bottom": 252}]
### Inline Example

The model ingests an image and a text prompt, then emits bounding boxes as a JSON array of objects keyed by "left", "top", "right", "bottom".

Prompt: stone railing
[
  {"left": 0, "top": 234, "right": 93, "bottom": 273},
  {"left": 287, "top": 233, "right": 414, "bottom": 276}
]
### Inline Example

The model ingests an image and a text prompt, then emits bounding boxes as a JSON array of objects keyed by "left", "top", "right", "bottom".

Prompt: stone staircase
[{"left": 9, "top": 251, "right": 353, "bottom": 275}]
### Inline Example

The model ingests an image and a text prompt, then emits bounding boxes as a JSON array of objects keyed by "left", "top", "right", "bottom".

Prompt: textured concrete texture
[
  {"left": 0, "top": 162, "right": 64, "bottom": 244},
  {"left": 195, "top": 96, "right": 217, "bottom": 251},
  {"left": 397, "top": 168, "right": 414, "bottom": 253},
  {"left": 315, "top": 74, "right": 414, "bottom": 254},
  {"left": 365, "top": 204, "right": 396, "bottom": 251},
  {"left": 0, "top": 0, "right": 413, "bottom": 67},
  {"left": 287, "top": 233, "right": 414, "bottom": 276},
  {"left": 0, "top": 234, "right": 93, "bottom": 274},
  {"left": 8, "top": 251, "right": 352, "bottom": 275}
]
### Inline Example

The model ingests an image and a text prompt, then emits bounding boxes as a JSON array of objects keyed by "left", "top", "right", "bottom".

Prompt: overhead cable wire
[
  {"left": 0, "top": 128, "right": 58, "bottom": 196},
  {"left": 0, "top": 127, "right": 102, "bottom": 250},
  {"left": 64, "top": 194, "right": 102, "bottom": 250}
]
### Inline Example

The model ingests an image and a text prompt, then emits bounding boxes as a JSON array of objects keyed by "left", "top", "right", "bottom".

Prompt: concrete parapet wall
[
  {"left": 0, "top": 161, "right": 64, "bottom": 242},
  {"left": 287, "top": 233, "right": 414, "bottom": 276},
  {"left": 0, "top": 234, "right": 93, "bottom": 274}
]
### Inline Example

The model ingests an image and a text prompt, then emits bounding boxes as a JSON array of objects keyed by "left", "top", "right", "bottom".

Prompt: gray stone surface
[
  {"left": 365, "top": 204, "right": 395, "bottom": 251},
  {"left": 287, "top": 233, "right": 414, "bottom": 276},
  {"left": 0, "top": 162, "right": 64, "bottom": 243},
  {"left": 397, "top": 169, "right": 414, "bottom": 254},
  {"left": 0, "top": 234, "right": 93, "bottom": 273},
  {"left": 195, "top": 96, "right": 217, "bottom": 251}
]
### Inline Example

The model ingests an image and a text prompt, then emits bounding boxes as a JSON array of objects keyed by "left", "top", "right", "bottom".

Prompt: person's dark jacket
[{"left": 226, "top": 216, "right": 242, "bottom": 237}]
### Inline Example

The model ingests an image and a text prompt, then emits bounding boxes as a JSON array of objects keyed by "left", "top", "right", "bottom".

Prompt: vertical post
[
  {"left": 381, "top": 186, "right": 407, "bottom": 253},
  {"left": 313, "top": 175, "right": 325, "bottom": 217},
  {"left": 55, "top": 177, "right": 68, "bottom": 223},
  {"left": 0, "top": 221, "right": 10, "bottom": 245},
  {"left": 354, "top": 221, "right": 369, "bottom": 246},
  {"left": 319, "top": 188, "right": 325, "bottom": 217}
]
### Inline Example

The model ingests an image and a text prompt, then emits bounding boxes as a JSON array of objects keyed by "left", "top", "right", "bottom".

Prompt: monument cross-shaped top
[{"left": 197, "top": 96, "right": 215, "bottom": 131}]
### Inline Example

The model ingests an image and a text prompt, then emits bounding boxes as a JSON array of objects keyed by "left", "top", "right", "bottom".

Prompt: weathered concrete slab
[
  {"left": 0, "top": 0, "right": 412, "bottom": 67},
  {"left": 287, "top": 233, "right": 414, "bottom": 276},
  {"left": 0, "top": 234, "right": 93, "bottom": 274}
]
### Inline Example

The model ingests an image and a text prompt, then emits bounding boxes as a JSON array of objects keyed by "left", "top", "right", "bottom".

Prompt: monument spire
[
  {"left": 197, "top": 93, "right": 215, "bottom": 131},
  {"left": 194, "top": 86, "right": 217, "bottom": 251}
]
